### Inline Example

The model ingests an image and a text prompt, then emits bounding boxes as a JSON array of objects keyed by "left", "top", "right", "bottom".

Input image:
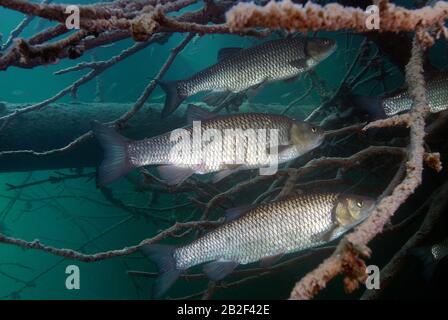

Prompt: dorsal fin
[
  {"left": 217, "top": 47, "right": 243, "bottom": 61},
  {"left": 186, "top": 104, "right": 216, "bottom": 123},
  {"left": 224, "top": 204, "right": 253, "bottom": 222}
]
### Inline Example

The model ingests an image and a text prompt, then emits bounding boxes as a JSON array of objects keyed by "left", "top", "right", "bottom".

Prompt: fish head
[
  {"left": 290, "top": 121, "right": 325, "bottom": 153},
  {"left": 334, "top": 195, "right": 375, "bottom": 227},
  {"left": 432, "top": 238, "right": 448, "bottom": 261},
  {"left": 306, "top": 37, "right": 337, "bottom": 62}
]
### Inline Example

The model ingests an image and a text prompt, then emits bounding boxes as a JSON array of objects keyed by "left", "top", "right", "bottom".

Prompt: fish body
[
  {"left": 93, "top": 105, "right": 324, "bottom": 185},
  {"left": 430, "top": 238, "right": 448, "bottom": 261},
  {"left": 159, "top": 37, "right": 337, "bottom": 117},
  {"left": 382, "top": 73, "right": 448, "bottom": 116},
  {"left": 352, "top": 72, "right": 448, "bottom": 119},
  {"left": 409, "top": 237, "right": 448, "bottom": 279},
  {"left": 141, "top": 192, "right": 375, "bottom": 298}
]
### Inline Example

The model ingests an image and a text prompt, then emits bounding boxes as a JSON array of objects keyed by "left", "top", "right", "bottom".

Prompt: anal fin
[
  {"left": 157, "top": 165, "right": 194, "bottom": 186},
  {"left": 203, "top": 260, "right": 239, "bottom": 281}
]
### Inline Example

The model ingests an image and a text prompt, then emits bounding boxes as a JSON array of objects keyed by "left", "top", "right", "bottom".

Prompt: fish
[
  {"left": 352, "top": 72, "right": 448, "bottom": 118},
  {"left": 92, "top": 105, "right": 324, "bottom": 186},
  {"left": 140, "top": 192, "right": 375, "bottom": 298},
  {"left": 409, "top": 237, "right": 448, "bottom": 283},
  {"left": 158, "top": 36, "right": 337, "bottom": 118}
]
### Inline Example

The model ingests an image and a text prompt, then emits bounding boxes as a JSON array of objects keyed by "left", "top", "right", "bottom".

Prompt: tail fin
[
  {"left": 351, "top": 95, "right": 387, "bottom": 120},
  {"left": 140, "top": 244, "right": 181, "bottom": 299},
  {"left": 408, "top": 246, "right": 437, "bottom": 282},
  {"left": 91, "top": 121, "right": 134, "bottom": 185},
  {"left": 158, "top": 80, "right": 185, "bottom": 118}
]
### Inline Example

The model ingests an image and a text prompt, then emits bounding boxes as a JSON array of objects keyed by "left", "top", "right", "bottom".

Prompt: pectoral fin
[
  {"left": 277, "top": 145, "right": 293, "bottom": 153},
  {"left": 260, "top": 253, "right": 284, "bottom": 268},
  {"left": 202, "top": 91, "right": 230, "bottom": 107},
  {"left": 203, "top": 260, "right": 239, "bottom": 281},
  {"left": 289, "top": 59, "right": 308, "bottom": 71},
  {"left": 186, "top": 104, "right": 216, "bottom": 123},
  {"left": 266, "top": 144, "right": 293, "bottom": 157},
  {"left": 312, "top": 224, "right": 338, "bottom": 243}
]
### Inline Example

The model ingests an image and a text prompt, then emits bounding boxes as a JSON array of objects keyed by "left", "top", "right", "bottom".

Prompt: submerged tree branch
[
  {"left": 361, "top": 181, "right": 448, "bottom": 299},
  {"left": 226, "top": 0, "right": 448, "bottom": 45},
  {"left": 0, "top": 220, "right": 222, "bottom": 262},
  {"left": 1, "top": 0, "right": 447, "bottom": 301},
  {"left": 289, "top": 34, "right": 431, "bottom": 300}
]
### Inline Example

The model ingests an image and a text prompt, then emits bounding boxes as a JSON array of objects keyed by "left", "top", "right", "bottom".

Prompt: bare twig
[{"left": 289, "top": 34, "right": 431, "bottom": 300}]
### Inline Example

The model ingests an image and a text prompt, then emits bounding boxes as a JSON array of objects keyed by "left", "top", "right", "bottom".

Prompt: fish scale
[
  {"left": 93, "top": 109, "right": 324, "bottom": 185},
  {"left": 159, "top": 37, "right": 336, "bottom": 117},
  {"left": 432, "top": 238, "right": 448, "bottom": 260},
  {"left": 383, "top": 73, "right": 448, "bottom": 116},
  {"left": 128, "top": 113, "right": 304, "bottom": 172},
  {"left": 174, "top": 193, "right": 339, "bottom": 269},
  {"left": 141, "top": 192, "right": 374, "bottom": 297},
  {"left": 93, "top": 107, "right": 323, "bottom": 185},
  {"left": 179, "top": 38, "right": 309, "bottom": 97}
]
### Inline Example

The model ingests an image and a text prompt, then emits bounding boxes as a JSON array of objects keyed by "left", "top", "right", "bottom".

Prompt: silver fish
[
  {"left": 409, "top": 237, "right": 448, "bottom": 282},
  {"left": 430, "top": 238, "right": 448, "bottom": 261},
  {"left": 382, "top": 73, "right": 448, "bottom": 116},
  {"left": 353, "top": 72, "right": 448, "bottom": 118},
  {"left": 92, "top": 105, "right": 324, "bottom": 185},
  {"left": 141, "top": 192, "right": 375, "bottom": 298},
  {"left": 158, "top": 37, "right": 337, "bottom": 117}
]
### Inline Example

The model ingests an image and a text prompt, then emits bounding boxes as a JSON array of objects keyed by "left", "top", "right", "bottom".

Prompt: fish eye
[
  {"left": 356, "top": 200, "right": 363, "bottom": 208},
  {"left": 311, "top": 127, "right": 317, "bottom": 133}
]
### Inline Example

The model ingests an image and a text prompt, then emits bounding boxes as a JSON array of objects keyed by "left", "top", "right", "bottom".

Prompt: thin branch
[
  {"left": 288, "top": 34, "right": 431, "bottom": 300},
  {"left": 226, "top": 0, "right": 448, "bottom": 45},
  {"left": 0, "top": 220, "right": 222, "bottom": 262}
]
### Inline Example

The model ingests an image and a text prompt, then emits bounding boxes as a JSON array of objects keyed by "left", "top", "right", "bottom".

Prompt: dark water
[{"left": 0, "top": 0, "right": 447, "bottom": 300}]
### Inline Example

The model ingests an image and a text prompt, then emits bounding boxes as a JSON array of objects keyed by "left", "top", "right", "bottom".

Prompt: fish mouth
[
  {"left": 356, "top": 198, "right": 376, "bottom": 225},
  {"left": 335, "top": 201, "right": 375, "bottom": 238}
]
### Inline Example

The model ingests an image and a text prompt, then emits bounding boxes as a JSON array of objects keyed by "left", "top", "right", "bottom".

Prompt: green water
[{"left": 1, "top": 0, "right": 445, "bottom": 300}]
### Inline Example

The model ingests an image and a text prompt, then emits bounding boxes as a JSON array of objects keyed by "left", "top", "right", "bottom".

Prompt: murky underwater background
[{"left": 1, "top": 0, "right": 447, "bottom": 299}]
